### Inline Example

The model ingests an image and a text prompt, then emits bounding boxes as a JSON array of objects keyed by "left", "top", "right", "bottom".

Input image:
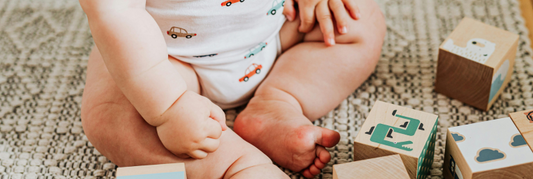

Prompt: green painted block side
[{"left": 416, "top": 118, "right": 438, "bottom": 179}]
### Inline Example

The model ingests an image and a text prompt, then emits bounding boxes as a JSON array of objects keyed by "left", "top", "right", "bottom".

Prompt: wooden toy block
[
  {"left": 435, "top": 17, "right": 518, "bottom": 111},
  {"left": 353, "top": 100, "right": 439, "bottom": 179},
  {"left": 509, "top": 109, "right": 533, "bottom": 152},
  {"left": 116, "top": 163, "right": 186, "bottom": 179},
  {"left": 332, "top": 154, "right": 410, "bottom": 179},
  {"left": 443, "top": 118, "right": 533, "bottom": 179}
]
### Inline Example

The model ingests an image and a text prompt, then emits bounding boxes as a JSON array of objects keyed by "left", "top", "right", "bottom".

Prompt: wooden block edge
[
  {"left": 508, "top": 110, "right": 533, "bottom": 153},
  {"left": 116, "top": 163, "right": 186, "bottom": 177},
  {"left": 443, "top": 129, "right": 473, "bottom": 179},
  {"left": 353, "top": 141, "right": 417, "bottom": 179},
  {"left": 333, "top": 154, "right": 410, "bottom": 179},
  {"left": 486, "top": 39, "right": 518, "bottom": 109},
  {"left": 471, "top": 160, "right": 533, "bottom": 178}
]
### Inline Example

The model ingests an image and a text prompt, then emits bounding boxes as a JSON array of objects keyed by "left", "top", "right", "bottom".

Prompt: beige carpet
[{"left": 0, "top": 0, "right": 532, "bottom": 178}]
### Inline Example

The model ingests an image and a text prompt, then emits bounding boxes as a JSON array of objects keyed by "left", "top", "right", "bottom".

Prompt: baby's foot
[{"left": 234, "top": 98, "right": 340, "bottom": 178}]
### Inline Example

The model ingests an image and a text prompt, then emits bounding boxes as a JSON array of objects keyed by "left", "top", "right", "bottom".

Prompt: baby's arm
[{"left": 80, "top": 0, "right": 227, "bottom": 159}]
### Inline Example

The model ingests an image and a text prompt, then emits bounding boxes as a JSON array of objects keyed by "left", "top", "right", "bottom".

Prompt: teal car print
[
  {"left": 267, "top": 0, "right": 285, "bottom": 15},
  {"left": 244, "top": 42, "right": 268, "bottom": 59}
]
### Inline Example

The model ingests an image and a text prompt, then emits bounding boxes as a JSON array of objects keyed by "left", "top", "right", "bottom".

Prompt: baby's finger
[
  {"left": 298, "top": 1, "right": 317, "bottom": 33},
  {"left": 188, "top": 150, "right": 208, "bottom": 159},
  {"left": 282, "top": 0, "right": 296, "bottom": 21},
  {"left": 198, "top": 138, "right": 220, "bottom": 153},
  {"left": 342, "top": 0, "right": 360, "bottom": 20},
  {"left": 205, "top": 118, "right": 223, "bottom": 139},
  {"left": 329, "top": 0, "right": 350, "bottom": 34},
  {"left": 209, "top": 102, "right": 228, "bottom": 131},
  {"left": 316, "top": 0, "right": 335, "bottom": 46}
]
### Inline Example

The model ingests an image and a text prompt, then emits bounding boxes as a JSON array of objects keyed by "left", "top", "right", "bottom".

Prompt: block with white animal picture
[
  {"left": 443, "top": 118, "right": 533, "bottom": 179},
  {"left": 435, "top": 17, "right": 519, "bottom": 111}
]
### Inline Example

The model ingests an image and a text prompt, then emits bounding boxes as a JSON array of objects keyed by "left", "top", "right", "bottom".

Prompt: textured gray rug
[{"left": 0, "top": 0, "right": 532, "bottom": 178}]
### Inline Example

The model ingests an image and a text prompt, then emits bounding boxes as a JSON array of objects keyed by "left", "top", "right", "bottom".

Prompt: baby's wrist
[{"left": 144, "top": 90, "right": 190, "bottom": 127}]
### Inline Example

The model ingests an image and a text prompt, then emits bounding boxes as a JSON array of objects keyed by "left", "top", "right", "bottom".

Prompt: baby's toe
[
  {"left": 301, "top": 169, "right": 314, "bottom": 178},
  {"left": 316, "top": 146, "right": 331, "bottom": 164},
  {"left": 309, "top": 164, "right": 321, "bottom": 175},
  {"left": 301, "top": 164, "right": 321, "bottom": 178},
  {"left": 314, "top": 158, "right": 325, "bottom": 169},
  {"left": 300, "top": 147, "right": 331, "bottom": 178}
]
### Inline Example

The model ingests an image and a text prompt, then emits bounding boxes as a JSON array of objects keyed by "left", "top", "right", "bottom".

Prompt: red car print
[
  {"left": 239, "top": 63, "right": 262, "bottom": 82},
  {"left": 221, "top": 0, "right": 245, "bottom": 7}
]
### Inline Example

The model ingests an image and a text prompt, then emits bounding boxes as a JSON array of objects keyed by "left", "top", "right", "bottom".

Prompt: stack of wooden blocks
[
  {"left": 435, "top": 17, "right": 533, "bottom": 179},
  {"left": 333, "top": 100, "right": 439, "bottom": 179},
  {"left": 443, "top": 110, "right": 533, "bottom": 178}
]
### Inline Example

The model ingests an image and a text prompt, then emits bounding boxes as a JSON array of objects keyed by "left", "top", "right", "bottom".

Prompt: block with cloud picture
[
  {"left": 509, "top": 109, "right": 533, "bottom": 152},
  {"left": 435, "top": 17, "right": 518, "bottom": 111},
  {"left": 444, "top": 118, "right": 533, "bottom": 179}
]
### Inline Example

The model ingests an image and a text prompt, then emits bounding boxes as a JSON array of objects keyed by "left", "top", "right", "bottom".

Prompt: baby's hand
[
  {"left": 283, "top": 0, "right": 361, "bottom": 46},
  {"left": 156, "top": 91, "right": 228, "bottom": 159}
]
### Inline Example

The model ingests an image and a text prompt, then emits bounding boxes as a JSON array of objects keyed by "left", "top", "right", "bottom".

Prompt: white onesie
[{"left": 146, "top": 0, "right": 286, "bottom": 109}]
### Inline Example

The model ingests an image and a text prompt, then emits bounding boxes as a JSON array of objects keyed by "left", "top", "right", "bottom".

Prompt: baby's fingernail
[
  {"left": 356, "top": 12, "right": 362, "bottom": 19},
  {"left": 341, "top": 26, "right": 348, "bottom": 34},
  {"left": 328, "top": 38, "right": 335, "bottom": 46},
  {"left": 285, "top": 15, "right": 293, "bottom": 21}
]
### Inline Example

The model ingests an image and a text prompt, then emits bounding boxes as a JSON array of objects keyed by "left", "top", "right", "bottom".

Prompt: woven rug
[{"left": 0, "top": 0, "right": 531, "bottom": 178}]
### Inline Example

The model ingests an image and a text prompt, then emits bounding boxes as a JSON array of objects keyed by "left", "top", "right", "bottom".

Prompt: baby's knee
[
  {"left": 81, "top": 100, "right": 126, "bottom": 144},
  {"left": 80, "top": 102, "right": 109, "bottom": 142},
  {"left": 338, "top": 0, "right": 386, "bottom": 45}
]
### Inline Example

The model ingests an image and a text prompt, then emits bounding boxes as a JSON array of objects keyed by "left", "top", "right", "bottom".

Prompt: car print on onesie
[
  {"left": 167, "top": 27, "right": 196, "bottom": 39},
  {"left": 267, "top": 0, "right": 285, "bottom": 15},
  {"left": 221, "top": 0, "right": 244, "bottom": 7},
  {"left": 239, "top": 63, "right": 262, "bottom": 82},
  {"left": 245, "top": 42, "right": 267, "bottom": 59}
]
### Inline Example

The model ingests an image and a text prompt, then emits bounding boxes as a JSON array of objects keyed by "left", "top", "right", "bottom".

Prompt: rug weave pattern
[{"left": 0, "top": 0, "right": 532, "bottom": 178}]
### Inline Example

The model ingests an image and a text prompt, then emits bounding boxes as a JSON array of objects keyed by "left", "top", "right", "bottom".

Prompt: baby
[{"left": 79, "top": 0, "right": 385, "bottom": 178}]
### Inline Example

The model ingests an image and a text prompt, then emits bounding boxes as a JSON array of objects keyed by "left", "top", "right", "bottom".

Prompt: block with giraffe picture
[
  {"left": 353, "top": 100, "right": 439, "bottom": 179},
  {"left": 443, "top": 117, "right": 533, "bottom": 179}
]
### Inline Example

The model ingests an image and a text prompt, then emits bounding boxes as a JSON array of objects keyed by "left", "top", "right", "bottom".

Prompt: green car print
[
  {"left": 244, "top": 42, "right": 268, "bottom": 59},
  {"left": 267, "top": 0, "right": 285, "bottom": 15}
]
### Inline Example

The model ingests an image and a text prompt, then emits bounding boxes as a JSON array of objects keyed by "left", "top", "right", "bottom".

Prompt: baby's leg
[
  {"left": 81, "top": 47, "right": 288, "bottom": 178},
  {"left": 233, "top": 0, "right": 386, "bottom": 177}
]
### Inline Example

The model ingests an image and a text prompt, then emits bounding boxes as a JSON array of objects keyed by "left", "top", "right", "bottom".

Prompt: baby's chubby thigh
[
  {"left": 184, "top": 129, "right": 288, "bottom": 178},
  {"left": 185, "top": 129, "right": 289, "bottom": 179}
]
